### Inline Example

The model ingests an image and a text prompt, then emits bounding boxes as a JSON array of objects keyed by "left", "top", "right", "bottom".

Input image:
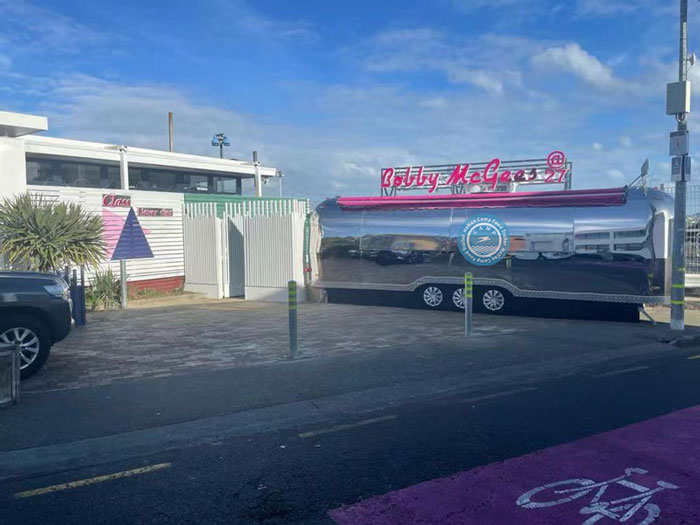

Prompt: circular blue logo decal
[{"left": 458, "top": 215, "right": 510, "bottom": 266}]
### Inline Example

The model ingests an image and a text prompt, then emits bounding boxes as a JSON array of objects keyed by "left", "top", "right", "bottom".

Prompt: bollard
[
  {"left": 120, "top": 259, "right": 128, "bottom": 309},
  {"left": 464, "top": 273, "right": 473, "bottom": 337},
  {"left": 288, "top": 280, "right": 298, "bottom": 359},
  {"left": 0, "top": 343, "right": 20, "bottom": 408}
]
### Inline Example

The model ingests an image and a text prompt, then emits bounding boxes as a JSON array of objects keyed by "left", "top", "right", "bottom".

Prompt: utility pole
[
  {"left": 168, "top": 112, "right": 174, "bottom": 152},
  {"left": 669, "top": 0, "right": 692, "bottom": 331},
  {"left": 253, "top": 150, "right": 262, "bottom": 197}
]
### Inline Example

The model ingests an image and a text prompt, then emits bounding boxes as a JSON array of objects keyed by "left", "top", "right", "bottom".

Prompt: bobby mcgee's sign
[{"left": 381, "top": 151, "right": 569, "bottom": 193}]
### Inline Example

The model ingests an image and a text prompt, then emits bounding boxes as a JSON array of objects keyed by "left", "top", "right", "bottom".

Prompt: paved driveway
[
  {"left": 25, "top": 299, "right": 539, "bottom": 393},
  {"left": 24, "top": 299, "right": 697, "bottom": 394}
]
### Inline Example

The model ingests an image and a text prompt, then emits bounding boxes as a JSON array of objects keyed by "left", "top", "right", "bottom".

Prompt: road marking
[
  {"left": 460, "top": 387, "right": 538, "bottom": 405},
  {"left": 594, "top": 366, "right": 650, "bottom": 378},
  {"left": 687, "top": 354, "right": 700, "bottom": 360},
  {"left": 14, "top": 463, "right": 171, "bottom": 499},
  {"left": 298, "top": 415, "right": 397, "bottom": 439}
]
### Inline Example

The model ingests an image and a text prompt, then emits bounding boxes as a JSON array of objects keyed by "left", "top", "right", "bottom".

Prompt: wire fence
[{"left": 661, "top": 185, "right": 700, "bottom": 275}]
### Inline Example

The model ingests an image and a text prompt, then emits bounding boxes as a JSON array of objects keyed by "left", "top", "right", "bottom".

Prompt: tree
[{"left": 0, "top": 193, "right": 104, "bottom": 273}]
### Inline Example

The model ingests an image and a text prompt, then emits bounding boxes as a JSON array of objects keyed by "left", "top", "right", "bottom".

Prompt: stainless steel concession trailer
[{"left": 314, "top": 187, "right": 673, "bottom": 314}]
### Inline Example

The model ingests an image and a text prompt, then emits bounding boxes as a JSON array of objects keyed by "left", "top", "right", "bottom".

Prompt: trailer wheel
[
  {"left": 420, "top": 285, "right": 444, "bottom": 308},
  {"left": 451, "top": 287, "right": 465, "bottom": 310},
  {"left": 480, "top": 287, "right": 509, "bottom": 313}
]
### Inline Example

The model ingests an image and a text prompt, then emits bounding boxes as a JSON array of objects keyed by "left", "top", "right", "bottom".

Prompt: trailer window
[
  {"left": 614, "top": 243, "right": 644, "bottom": 251},
  {"left": 575, "top": 232, "right": 610, "bottom": 240},
  {"left": 613, "top": 230, "right": 647, "bottom": 239}
]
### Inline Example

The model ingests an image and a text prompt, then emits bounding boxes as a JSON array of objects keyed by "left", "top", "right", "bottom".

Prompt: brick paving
[{"left": 24, "top": 299, "right": 532, "bottom": 393}]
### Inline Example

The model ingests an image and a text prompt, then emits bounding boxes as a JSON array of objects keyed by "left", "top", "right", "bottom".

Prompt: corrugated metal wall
[{"left": 28, "top": 185, "right": 184, "bottom": 284}]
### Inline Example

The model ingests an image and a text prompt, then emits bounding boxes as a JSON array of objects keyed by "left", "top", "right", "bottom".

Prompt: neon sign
[{"left": 381, "top": 151, "right": 569, "bottom": 194}]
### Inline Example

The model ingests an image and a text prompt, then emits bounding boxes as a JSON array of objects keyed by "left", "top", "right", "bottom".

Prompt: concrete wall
[{"left": 0, "top": 137, "right": 28, "bottom": 200}]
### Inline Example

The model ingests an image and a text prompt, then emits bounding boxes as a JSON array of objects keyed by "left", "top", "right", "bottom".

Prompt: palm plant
[
  {"left": 86, "top": 269, "right": 121, "bottom": 310},
  {"left": 0, "top": 193, "right": 104, "bottom": 272}
]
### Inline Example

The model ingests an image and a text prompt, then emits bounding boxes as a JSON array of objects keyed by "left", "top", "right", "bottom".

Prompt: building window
[
  {"left": 27, "top": 155, "right": 244, "bottom": 194},
  {"left": 128, "top": 168, "right": 214, "bottom": 193},
  {"left": 213, "top": 176, "right": 242, "bottom": 194},
  {"left": 26, "top": 156, "right": 121, "bottom": 189}
]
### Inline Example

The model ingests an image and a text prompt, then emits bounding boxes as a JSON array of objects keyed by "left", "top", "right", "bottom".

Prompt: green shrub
[
  {"left": 86, "top": 269, "right": 121, "bottom": 310},
  {"left": 0, "top": 193, "right": 104, "bottom": 272}
]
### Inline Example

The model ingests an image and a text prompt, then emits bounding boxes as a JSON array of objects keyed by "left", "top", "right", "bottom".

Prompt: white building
[{"left": 0, "top": 110, "right": 284, "bottom": 293}]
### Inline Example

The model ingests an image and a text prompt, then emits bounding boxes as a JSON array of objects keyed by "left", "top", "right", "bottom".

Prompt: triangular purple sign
[{"left": 111, "top": 208, "right": 154, "bottom": 261}]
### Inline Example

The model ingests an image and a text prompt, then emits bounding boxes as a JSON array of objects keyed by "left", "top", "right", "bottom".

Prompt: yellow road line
[
  {"left": 687, "top": 354, "right": 700, "bottom": 360},
  {"left": 299, "top": 415, "right": 397, "bottom": 439},
  {"left": 460, "top": 387, "right": 537, "bottom": 405},
  {"left": 594, "top": 366, "right": 650, "bottom": 378},
  {"left": 14, "top": 463, "right": 171, "bottom": 499}
]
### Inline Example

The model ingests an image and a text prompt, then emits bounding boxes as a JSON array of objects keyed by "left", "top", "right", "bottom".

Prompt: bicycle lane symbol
[{"left": 516, "top": 467, "right": 680, "bottom": 524}]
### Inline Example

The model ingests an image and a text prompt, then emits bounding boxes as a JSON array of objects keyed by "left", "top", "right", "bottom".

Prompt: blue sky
[{"left": 0, "top": 0, "right": 695, "bottom": 202}]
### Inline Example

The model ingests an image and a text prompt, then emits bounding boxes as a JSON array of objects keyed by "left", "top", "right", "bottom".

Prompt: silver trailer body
[{"left": 314, "top": 188, "right": 673, "bottom": 305}]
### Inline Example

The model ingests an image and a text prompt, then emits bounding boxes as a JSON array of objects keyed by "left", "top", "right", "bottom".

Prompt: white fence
[
  {"left": 183, "top": 199, "right": 308, "bottom": 301},
  {"left": 183, "top": 208, "right": 224, "bottom": 298}
]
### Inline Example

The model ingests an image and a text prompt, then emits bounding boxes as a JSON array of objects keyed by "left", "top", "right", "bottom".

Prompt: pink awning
[{"left": 337, "top": 188, "right": 627, "bottom": 210}]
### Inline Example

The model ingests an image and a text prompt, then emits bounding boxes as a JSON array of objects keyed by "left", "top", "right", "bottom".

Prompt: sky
[{"left": 0, "top": 0, "right": 696, "bottom": 203}]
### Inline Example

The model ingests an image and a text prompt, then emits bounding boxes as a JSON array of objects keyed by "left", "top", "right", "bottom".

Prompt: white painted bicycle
[{"left": 516, "top": 467, "right": 679, "bottom": 524}]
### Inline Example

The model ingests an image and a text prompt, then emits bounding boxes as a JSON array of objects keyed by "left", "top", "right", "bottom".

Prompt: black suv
[{"left": 0, "top": 272, "right": 72, "bottom": 378}]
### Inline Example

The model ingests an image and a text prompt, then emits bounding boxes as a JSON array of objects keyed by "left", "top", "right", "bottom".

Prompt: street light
[{"left": 211, "top": 133, "right": 231, "bottom": 159}]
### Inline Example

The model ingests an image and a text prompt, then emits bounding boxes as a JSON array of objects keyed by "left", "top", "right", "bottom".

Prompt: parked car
[{"left": 0, "top": 272, "right": 72, "bottom": 378}]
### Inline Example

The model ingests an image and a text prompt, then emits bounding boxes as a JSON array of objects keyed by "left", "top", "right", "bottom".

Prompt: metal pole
[
  {"left": 168, "top": 112, "right": 174, "bottom": 152},
  {"left": 671, "top": 0, "right": 689, "bottom": 331},
  {"left": 119, "top": 146, "right": 129, "bottom": 190},
  {"left": 120, "top": 259, "right": 128, "bottom": 309},
  {"left": 11, "top": 343, "right": 20, "bottom": 405},
  {"left": 288, "top": 280, "right": 298, "bottom": 359},
  {"left": 253, "top": 150, "right": 262, "bottom": 198},
  {"left": 464, "top": 273, "right": 473, "bottom": 336},
  {"left": 219, "top": 142, "right": 224, "bottom": 159}
]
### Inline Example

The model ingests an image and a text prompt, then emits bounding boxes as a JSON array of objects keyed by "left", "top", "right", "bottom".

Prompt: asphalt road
[{"left": 3, "top": 349, "right": 700, "bottom": 524}]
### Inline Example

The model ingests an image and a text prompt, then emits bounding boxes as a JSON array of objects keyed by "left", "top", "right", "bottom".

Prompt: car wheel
[
  {"left": 480, "top": 288, "right": 509, "bottom": 313},
  {"left": 421, "top": 285, "right": 444, "bottom": 308},
  {"left": 0, "top": 315, "right": 52, "bottom": 379}
]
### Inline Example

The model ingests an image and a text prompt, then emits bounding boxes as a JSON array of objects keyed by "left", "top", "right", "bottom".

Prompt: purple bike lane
[{"left": 330, "top": 405, "right": 700, "bottom": 524}]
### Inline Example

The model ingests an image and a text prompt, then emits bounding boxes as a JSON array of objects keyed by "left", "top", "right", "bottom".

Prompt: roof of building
[
  {"left": 1, "top": 110, "right": 278, "bottom": 179},
  {"left": 0, "top": 111, "right": 48, "bottom": 138}
]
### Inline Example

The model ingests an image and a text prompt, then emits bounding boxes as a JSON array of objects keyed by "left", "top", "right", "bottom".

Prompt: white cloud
[
  {"left": 606, "top": 169, "right": 625, "bottom": 180},
  {"left": 619, "top": 136, "right": 632, "bottom": 147},
  {"left": 533, "top": 43, "right": 623, "bottom": 90},
  {"left": 592, "top": 142, "right": 603, "bottom": 150},
  {"left": 355, "top": 28, "right": 534, "bottom": 95},
  {"left": 447, "top": 0, "right": 543, "bottom": 17},
  {"left": 0, "top": 0, "right": 106, "bottom": 53},
  {"left": 0, "top": 54, "right": 10, "bottom": 70},
  {"left": 576, "top": 0, "right": 637, "bottom": 17},
  {"left": 32, "top": 72, "right": 593, "bottom": 203},
  {"left": 419, "top": 97, "right": 448, "bottom": 109},
  {"left": 230, "top": 8, "right": 316, "bottom": 42}
]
